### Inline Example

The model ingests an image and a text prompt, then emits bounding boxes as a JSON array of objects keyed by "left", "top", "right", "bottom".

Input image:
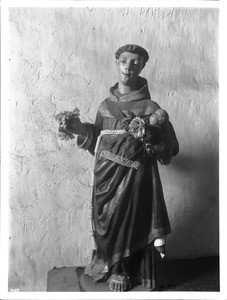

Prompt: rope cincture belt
[{"left": 94, "top": 129, "right": 127, "bottom": 155}]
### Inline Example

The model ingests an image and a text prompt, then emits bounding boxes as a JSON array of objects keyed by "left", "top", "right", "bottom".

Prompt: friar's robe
[{"left": 77, "top": 77, "right": 179, "bottom": 282}]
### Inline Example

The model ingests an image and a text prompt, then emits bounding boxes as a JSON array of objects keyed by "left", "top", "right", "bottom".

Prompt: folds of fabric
[
  {"left": 93, "top": 154, "right": 171, "bottom": 267},
  {"left": 78, "top": 77, "right": 179, "bottom": 282}
]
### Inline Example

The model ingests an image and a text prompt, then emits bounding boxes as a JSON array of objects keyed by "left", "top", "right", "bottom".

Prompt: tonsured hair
[{"left": 115, "top": 44, "right": 149, "bottom": 66}]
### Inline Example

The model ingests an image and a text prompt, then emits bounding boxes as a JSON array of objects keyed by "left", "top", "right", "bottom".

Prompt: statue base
[{"left": 47, "top": 257, "right": 219, "bottom": 292}]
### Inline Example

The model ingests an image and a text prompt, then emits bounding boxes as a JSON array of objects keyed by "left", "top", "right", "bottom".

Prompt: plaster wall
[{"left": 8, "top": 7, "right": 218, "bottom": 291}]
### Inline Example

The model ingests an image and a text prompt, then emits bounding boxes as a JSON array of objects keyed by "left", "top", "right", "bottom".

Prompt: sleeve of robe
[
  {"left": 154, "top": 120, "right": 179, "bottom": 165},
  {"left": 76, "top": 111, "right": 103, "bottom": 155}
]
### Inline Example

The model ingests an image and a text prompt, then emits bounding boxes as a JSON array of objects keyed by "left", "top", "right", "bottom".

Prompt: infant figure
[{"left": 149, "top": 109, "right": 169, "bottom": 127}]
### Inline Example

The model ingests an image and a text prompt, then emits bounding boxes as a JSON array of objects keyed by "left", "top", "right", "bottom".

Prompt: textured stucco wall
[{"left": 9, "top": 7, "right": 219, "bottom": 291}]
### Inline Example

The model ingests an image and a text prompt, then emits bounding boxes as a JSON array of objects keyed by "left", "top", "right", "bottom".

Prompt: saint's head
[{"left": 114, "top": 44, "right": 149, "bottom": 90}]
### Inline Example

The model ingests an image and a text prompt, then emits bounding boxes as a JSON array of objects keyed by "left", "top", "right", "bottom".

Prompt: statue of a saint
[{"left": 56, "top": 44, "right": 179, "bottom": 291}]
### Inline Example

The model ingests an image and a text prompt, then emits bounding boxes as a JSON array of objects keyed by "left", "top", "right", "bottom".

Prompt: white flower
[{"left": 128, "top": 117, "right": 145, "bottom": 138}]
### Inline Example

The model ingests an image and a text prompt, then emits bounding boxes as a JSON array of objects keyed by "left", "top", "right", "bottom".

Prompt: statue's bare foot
[{"left": 108, "top": 274, "right": 131, "bottom": 291}]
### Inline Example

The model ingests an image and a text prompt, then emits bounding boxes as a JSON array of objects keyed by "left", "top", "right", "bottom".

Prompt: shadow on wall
[{"left": 167, "top": 138, "right": 219, "bottom": 259}]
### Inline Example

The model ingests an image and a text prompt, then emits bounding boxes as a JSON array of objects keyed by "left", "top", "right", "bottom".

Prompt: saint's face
[{"left": 116, "top": 52, "right": 144, "bottom": 87}]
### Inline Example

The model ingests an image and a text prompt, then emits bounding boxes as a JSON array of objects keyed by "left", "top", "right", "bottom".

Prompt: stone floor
[{"left": 47, "top": 256, "right": 219, "bottom": 292}]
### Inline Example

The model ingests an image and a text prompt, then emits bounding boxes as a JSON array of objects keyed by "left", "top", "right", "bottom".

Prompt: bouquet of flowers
[{"left": 55, "top": 108, "right": 80, "bottom": 140}]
